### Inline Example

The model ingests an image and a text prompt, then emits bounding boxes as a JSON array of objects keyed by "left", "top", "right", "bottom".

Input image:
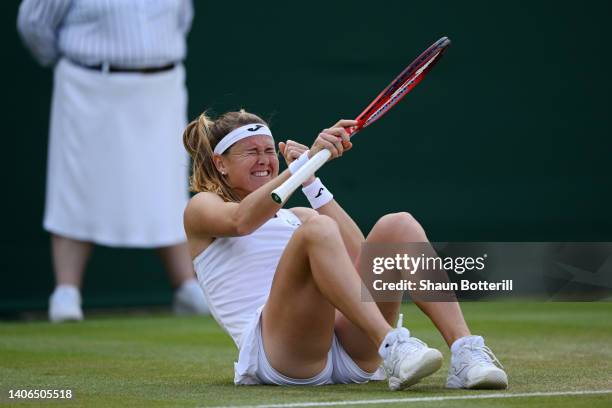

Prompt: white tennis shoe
[
  {"left": 173, "top": 279, "right": 210, "bottom": 315},
  {"left": 378, "top": 314, "right": 443, "bottom": 391},
  {"left": 49, "top": 285, "right": 83, "bottom": 323},
  {"left": 446, "top": 335, "right": 508, "bottom": 389}
]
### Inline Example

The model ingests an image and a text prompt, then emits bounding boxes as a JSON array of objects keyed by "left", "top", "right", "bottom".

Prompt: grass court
[{"left": 1, "top": 302, "right": 611, "bottom": 407}]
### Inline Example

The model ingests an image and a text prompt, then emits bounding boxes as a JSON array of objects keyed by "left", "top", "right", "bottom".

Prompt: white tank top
[{"left": 193, "top": 209, "right": 302, "bottom": 348}]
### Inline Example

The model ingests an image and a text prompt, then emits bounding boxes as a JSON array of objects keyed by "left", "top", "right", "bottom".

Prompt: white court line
[{"left": 206, "top": 389, "right": 612, "bottom": 408}]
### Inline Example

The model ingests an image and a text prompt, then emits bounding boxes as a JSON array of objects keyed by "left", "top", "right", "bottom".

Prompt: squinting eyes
[{"left": 244, "top": 150, "right": 276, "bottom": 156}]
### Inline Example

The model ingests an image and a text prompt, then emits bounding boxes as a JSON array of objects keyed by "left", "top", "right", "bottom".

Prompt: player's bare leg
[
  {"left": 262, "top": 215, "right": 392, "bottom": 378},
  {"left": 328, "top": 213, "right": 503, "bottom": 388},
  {"left": 334, "top": 212, "right": 430, "bottom": 371},
  {"left": 413, "top": 301, "right": 470, "bottom": 347}
]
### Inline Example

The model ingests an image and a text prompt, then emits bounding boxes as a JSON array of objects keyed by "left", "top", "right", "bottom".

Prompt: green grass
[{"left": 1, "top": 302, "right": 611, "bottom": 407}]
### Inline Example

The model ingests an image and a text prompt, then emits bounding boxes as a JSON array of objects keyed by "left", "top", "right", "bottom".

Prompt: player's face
[{"left": 223, "top": 136, "right": 279, "bottom": 198}]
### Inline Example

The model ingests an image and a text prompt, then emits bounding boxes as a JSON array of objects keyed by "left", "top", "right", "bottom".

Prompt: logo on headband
[{"left": 247, "top": 125, "right": 264, "bottom": 132}]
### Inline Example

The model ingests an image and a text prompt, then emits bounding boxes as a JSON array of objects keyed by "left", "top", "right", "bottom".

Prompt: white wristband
[
  {"left": 288, "top": 151, "right": 310, "bottom": 174},
  {"left": 302, "top": 177, "right": 333, "bottom": 209}
]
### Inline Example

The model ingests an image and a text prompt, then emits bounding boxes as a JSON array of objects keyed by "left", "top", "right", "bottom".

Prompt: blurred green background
[{"left": 2, "top": 1, "right": 610, "bottom": 313}]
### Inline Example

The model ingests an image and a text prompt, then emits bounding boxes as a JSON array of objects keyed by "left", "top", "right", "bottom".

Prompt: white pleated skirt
[{"left": 44, "top": 59, "right": 189, "bottom": 248}]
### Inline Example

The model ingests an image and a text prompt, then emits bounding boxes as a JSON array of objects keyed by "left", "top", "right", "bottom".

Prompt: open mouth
[{"left": 251, "top": 170, "right": 271, "bottom": 177}]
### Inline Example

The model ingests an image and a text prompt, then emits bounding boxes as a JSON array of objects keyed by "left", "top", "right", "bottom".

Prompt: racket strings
[{"left": 363, "top": 51, "right": 442, "bottom": 127}]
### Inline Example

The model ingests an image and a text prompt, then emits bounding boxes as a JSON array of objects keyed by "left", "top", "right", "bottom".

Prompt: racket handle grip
[{"left": 271, "top": 149, "right": 331, "bottom": 204}]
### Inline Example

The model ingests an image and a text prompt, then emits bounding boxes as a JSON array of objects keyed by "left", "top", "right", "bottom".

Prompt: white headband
[{"left": 213, "top": 123, "right": 273, "bottom": 155}]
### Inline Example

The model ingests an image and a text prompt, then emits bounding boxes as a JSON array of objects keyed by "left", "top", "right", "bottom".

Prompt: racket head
[{"left": 347, "top": 36, "right": 451, "bottom": 137}]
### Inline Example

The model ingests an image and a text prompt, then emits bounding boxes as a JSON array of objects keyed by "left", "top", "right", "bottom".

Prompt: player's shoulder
[
  {"left": 185, "top": 192, "right": 223, "bottom": 216},
  {"left": 190, "top": 191, "right": 223, "bottom": 204}
]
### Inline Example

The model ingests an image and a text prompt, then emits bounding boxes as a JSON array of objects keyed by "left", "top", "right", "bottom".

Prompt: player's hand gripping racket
[{"left": 271, "top": 36, "right": 451, "bottom": 204}]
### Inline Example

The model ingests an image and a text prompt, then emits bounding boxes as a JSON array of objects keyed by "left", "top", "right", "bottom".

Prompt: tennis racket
[{"left": 271, "top": 36, "right": 451, "bottom": 204}]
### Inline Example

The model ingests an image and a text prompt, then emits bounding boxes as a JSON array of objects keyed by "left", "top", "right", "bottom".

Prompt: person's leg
[
  {"left": 329, "top": 213, "right": 504, "bottom": 389},
  {"left": 262, "top": 215, "right": 392, "bottom": 379},
  {"left": 156, "top": 242, "right": 209, "bottom": 315},
  {"left": 413, "top": 302, "right": 470, "bottom": 347},
  {"left": 49, "top": 234, "right": 92, "bottom": 322},
  {"left": 156, "top": 242, "right": 194, "bottom": 288},
  {"left": 51, "top": 234, "right": 93, "bottom": 287},
  {"left": 336, "top": 212, "right": 471, "bottom": 366},
  {"left": 334, "top": 212, "right": 428, "bottom": 370}
]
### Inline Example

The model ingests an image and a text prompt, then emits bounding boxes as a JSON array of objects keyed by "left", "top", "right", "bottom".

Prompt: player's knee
[
  {"left": 301, "top": 215, "right": 340, "bottom": 243},
  {"left": 376, "top": 212, "right": 426, "bottom": 241}
]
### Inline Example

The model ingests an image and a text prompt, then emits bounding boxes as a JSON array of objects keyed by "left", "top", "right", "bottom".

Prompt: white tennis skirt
[{"left": 44, "top": 59, "right": 189, "bottom": 248}]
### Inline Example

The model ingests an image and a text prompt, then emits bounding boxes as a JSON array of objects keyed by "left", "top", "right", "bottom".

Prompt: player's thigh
[
  {"left": 335, "top": 212, "right": 425, "bottom": 370},
  {"left": 262, "top": 221, "right": 336, "bottom": 378}
]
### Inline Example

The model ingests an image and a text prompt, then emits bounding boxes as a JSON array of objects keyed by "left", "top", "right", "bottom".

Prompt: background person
[
  {"left": 182, "top": 110, "right": 508, "bottom": 389},
  {"left": 17, "top": 0, "right": 208, "bottom": 322}
]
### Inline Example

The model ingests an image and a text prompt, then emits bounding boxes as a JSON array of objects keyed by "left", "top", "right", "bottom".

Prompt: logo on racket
[{"left": 247, "top": 125, "right": 264, "bottom": 132}]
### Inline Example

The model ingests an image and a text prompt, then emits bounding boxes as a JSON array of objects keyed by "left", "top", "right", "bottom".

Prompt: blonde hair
[{"left": 182, "top": 110, "right": 268, "bottom": 202}]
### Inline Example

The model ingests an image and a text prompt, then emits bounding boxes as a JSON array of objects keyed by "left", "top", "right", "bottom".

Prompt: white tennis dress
[
  {"left": 194, "top": 209, "right": 301, "bottom": 383},
  {"left": 194, "top": 209, "right": 380, "bottom": 385}
]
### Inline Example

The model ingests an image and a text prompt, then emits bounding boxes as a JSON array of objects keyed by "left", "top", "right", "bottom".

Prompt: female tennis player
[{"left": 183, "top": 110, "right": 508, "bottom": 390}]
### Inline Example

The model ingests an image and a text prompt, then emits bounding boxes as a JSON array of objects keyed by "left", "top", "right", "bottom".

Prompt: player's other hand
[
  {"left": 310, "top": 119, "right": 356, "bottom": 161},
  {"left": 278, "top": 139, "right": 316, "bottom": 185},
  {"left": 278, "top": 139, "right": 309, "bottom": 166}
]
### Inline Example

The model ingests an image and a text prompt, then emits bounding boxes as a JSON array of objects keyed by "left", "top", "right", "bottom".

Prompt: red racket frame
[{"left": 347, "top": 36, "right": 451, "bottom": 137}]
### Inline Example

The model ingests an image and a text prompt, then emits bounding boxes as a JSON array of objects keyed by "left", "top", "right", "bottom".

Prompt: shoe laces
[
  {"left": 400, "top": 337, "right": 429, "bottom": 354},
  {"left": 466, "top": 345, "right": 504, "bottom": 369},
  {"left": 391, "top": 314, "right": 427, "bottom": 354}
]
